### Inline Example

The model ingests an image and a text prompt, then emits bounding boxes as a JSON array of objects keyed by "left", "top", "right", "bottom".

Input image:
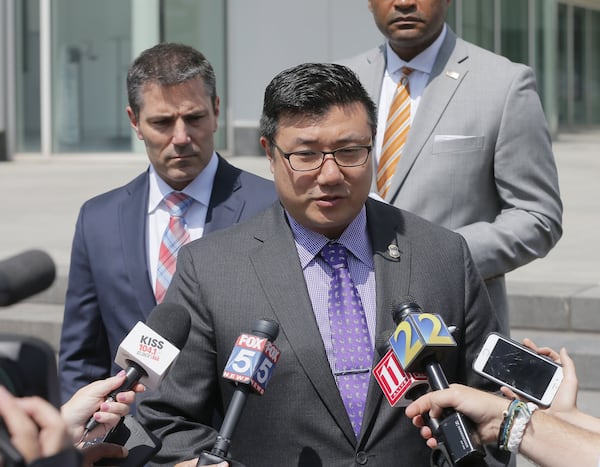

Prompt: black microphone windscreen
[
  {"left": 252, "top": 319, "right": 279, "bottom": 341},
  {"left": 391, "top": 295, "right": 422, "bottom": 324},
  {"left": 145, "top": 302, "right": 191, "bottom": 350},
  {"left": 0, "top": 250, "right": 56, "bottom": 307}
]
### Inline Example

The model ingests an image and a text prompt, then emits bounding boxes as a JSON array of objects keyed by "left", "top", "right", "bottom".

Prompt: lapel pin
[
  {"left": 387, "top": 244, "right": 401, "bottom": 259},
  {"left": 445, "top": 70, "right": 460, "bottom": 80}
]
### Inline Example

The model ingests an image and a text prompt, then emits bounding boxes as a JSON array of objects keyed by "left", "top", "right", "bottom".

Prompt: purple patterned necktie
[{"left": 321, "top": 242, "right": 373, "bottom": 438}]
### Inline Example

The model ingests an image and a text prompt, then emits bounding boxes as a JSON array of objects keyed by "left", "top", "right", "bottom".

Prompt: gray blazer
[
  {"left": 138, "top": 199, "right": 505, "bottom": 466},
  {"left": 341, "top": 29, "right": 563, "bottom": 332}
]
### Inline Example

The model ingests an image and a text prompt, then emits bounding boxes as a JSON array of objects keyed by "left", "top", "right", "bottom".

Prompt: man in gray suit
[
  {"left": 341, "top": 0, "right": 563, "bottom": 333},
  {"left": 138, "top": 63, "right": 506, "bottom": 467}
]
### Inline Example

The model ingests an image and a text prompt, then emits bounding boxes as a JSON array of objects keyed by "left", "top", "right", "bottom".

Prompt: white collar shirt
[
  {"left": 146, "top": 151, "right": 218, "bottom": 291},
  {"left": 374, "top": 24, "right": 447, "bottom": 164}
]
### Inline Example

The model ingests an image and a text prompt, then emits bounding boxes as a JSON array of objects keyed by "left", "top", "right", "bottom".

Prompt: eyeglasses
[{"left": 272, "top": 142, "right": 372, "bottom": 172}]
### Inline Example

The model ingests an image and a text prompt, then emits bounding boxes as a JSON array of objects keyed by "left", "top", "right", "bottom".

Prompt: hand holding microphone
[
  {"left": 197, "top": 319, "right": 280, "bottom": 467},
  {"left": 387, "top": 297, "right": 486, "bottom": 466},
  {"left": 62, "top": 371, "right": 143, "bottom": 444},
  {"left": 81, "top": 302, "right": 191, "bottom": 440}
]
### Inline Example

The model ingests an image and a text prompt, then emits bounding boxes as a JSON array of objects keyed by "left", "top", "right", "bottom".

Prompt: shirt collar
[
  {"left": 148, "top": 151, "right": 218, "bottom": 213},
  {"left": 287, "top": 206, "right": 373, "bottom": 269},
  {"left": 386, "top": 23, "right": 447, "bottom": 76}
]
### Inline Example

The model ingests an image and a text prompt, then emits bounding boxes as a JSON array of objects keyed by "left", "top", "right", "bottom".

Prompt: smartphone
[
  {"left": 93, "top": 415, "right": 161, "bottom": 466},
  {"left": 472, "top": 332, "right": 563, "bottom": 407}
]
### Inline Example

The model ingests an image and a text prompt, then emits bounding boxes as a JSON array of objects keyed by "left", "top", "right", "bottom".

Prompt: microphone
[
  {"left": 388, "top": 298, "right": 457, "bottom": 374},
  {"left": 197, "top": 319, "right": 280, "bottom": 467},
  {"left": 389, "top": 297, "right": 486, "bottom": 466},
  {"left": 373, "top": 330, "right": 429, "bottom": 407},
  {"left": 0, "top": 250, "right": 56, "bottom": 307},
  {"left": 82, "top": 302, "right": 191, "bottom": 438},
  {"left": 373, "top": 348, "right": 429, "bottom": 407}
]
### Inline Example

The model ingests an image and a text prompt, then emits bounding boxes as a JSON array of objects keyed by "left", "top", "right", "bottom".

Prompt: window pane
[
  {"left": 557, "top": 2, "right": 568, "bottom": 125},
  {"left": 572, "top": 6, "right": 585, "bottom": 124},
  {"left": 15, "top": 0, "right": 41, "bottom": 152},
  {"left": 535, "top": 0, "right": 546, "bottom": 98},
  {"left": 501, "top": 0, "right": 528, "bottom": 64},
  {"left": 584, "top": 10, "right": 600, "bottom": 124},
  {"left": 52, "top": 0, "right": 132, "bottom": 153},
  {"left": 573, "top": 7, "right": 600, "bottom": 125},
  {"left": 162, "top": 0, "right": 227, "bottom": 151},
  {"left": 461, "top": 0, "right": 494, "bottom": 51},
  {"left": 446, "top": 2, "right": 456, "bottom": 31}
]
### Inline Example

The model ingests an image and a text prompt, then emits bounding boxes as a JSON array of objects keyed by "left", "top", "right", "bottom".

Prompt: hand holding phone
[{"left": 473, "top": 333, "right": 563, "bottom": 407}]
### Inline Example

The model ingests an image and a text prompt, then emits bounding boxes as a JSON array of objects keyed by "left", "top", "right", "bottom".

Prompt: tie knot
[
  {"left": 321, "top": 243, "right": 349, "bottom": 270},
  {"left": 164, "top": 192, "right": 193, "bottom": 217},
  {"left": 399, "top": 67, "right": 413, "bottom": 85}
]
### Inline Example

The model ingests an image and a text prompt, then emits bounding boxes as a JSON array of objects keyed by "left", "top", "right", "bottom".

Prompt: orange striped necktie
[{"left": 377, "top": 67, "right": 414, "bottom": 199}]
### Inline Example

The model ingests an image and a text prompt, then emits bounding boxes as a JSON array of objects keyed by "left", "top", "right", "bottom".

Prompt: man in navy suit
[{"left": 58, "top": 43, "right": 276, "bottom": 402}]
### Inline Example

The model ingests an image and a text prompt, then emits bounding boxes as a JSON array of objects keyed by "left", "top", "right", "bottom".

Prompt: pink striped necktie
[
  {"left": 155, "top": 192, "right": 193, "bottom": 303},
  {"left": 377, "top": 66, "right": 413, "bottom": 199}
]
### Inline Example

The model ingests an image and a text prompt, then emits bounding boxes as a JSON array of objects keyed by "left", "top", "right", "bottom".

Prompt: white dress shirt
[
  {"left": 374, "top": 24, "right": 448, "bottom": 164},
  {"left": 146, "top": 151, "right": 218, "bottom": 292}
]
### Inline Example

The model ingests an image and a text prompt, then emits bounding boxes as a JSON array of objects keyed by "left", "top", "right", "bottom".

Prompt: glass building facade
[
  {"left": 5, "top": 0, "right": 227, "bottom": 158},
  {"left": 1, "top": 0, "right": 598, "bottom": 160},
  {"left": 447, "top": 0, "right": 600, "bottom": 133}
]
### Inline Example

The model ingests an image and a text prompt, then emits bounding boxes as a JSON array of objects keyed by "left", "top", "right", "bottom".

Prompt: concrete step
[
  {"left": 24, "top": 273, "right": 68, "bottom": 306},
  {"left": 3, "top": 277, "right": 600, "bottom": 396},
  {"left": 2, "top": 303, "right": 600, "bottom": 390},
  {"left": 6, "top": 278, "right": 600, "bottom": 338},
  {"left": 0, "top": 302, "right": 63, "bottom": 352},
  {"left": 15, "top": 276, "right": 600, "bottom": 333},
  {"left": 507, "top": 281, "right": 600, "bottom": 332}
]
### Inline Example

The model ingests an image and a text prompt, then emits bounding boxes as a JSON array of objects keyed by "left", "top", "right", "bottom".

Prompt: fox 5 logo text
[{"left": 223, "top": 333, "right": 281, "bottom": 395}]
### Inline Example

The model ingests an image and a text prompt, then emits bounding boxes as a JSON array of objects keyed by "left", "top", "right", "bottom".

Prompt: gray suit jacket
[
  {"left": 341, "top": 29, "right": 563, "bottom": 332},
  {"left": 59, "top": 155, "right": 277, "bottom": 402},
  {"left": 138, "top": 199, "right": 505, "bottom": 466}
]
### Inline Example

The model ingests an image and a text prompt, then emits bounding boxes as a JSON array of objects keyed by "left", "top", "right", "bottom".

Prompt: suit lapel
[
  {"left": 204, "top": 155, "right": 244, "bottom": 234},
  {"left": 360, "top": 44, "right": 387, "bottom": 104},
  {"left": 360, "top": 200, "right": 413, "bottom": 441},
  {"left": 248, "top": 202, "right": 414, "bottom": 444},
  {"left": 120, "top": 172, "right": 156, "bottom": 319},
  {"left": 388, "top": 30, "right": 469, "bottom": 201},
  {"left": 357, "top": 46, "right": 388, "bottom": 194},
  {"left": 248, "top": 205, "right": 357, "bottom": 444}
]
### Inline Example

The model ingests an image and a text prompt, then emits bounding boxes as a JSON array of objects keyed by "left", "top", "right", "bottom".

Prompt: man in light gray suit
[
  {"left": 341, "top": 0, "right": 563, "bottom": 333},
  {"left": 138, "top": 63, "right": 508, "bottom": 467}
]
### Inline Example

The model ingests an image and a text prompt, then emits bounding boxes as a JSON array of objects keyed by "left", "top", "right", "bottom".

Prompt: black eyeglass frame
[{"left": 271, "top": 142, "right": 372, "bottom": 172}]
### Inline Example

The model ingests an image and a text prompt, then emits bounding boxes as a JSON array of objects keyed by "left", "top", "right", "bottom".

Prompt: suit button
[{"left": 356, "top": 451, "right": 368, "bottom": 465}]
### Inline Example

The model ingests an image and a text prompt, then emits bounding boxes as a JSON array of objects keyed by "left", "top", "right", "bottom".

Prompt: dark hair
[
  {"left": 126, "top": 42, "right": 217, "bottom": 117},
  {"left": 259, "top": 62, "right": 377, "bottom": 143}
]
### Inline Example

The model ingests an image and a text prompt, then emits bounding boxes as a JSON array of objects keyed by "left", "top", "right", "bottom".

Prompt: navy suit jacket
[{"left": 59, "top": 155, "right": 277, "bottom": 401}]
